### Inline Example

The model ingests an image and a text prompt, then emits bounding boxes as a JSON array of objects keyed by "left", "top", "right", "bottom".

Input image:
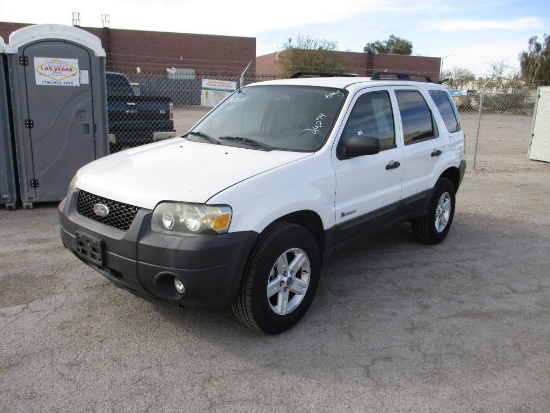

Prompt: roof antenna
[{"left": 239, "top": 61, "right": 252, "bottom": 92}]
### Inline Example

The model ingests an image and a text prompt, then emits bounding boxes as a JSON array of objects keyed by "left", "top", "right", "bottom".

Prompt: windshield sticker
[
  {"left": 223, "top": 96, "right": 248, "bottom": 111},
  {"left": 311, "top": 113, "right": 327, "bottom": 134},
  {"left": 325, "top": 90, "right": 342, "bottom": 99}
]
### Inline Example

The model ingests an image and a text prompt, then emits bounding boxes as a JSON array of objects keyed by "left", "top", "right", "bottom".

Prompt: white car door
[
  {"left": 393, "top": 87, "right": 443, "bottom": 201},
  {"left": 332, "top": 88, "right": 404, "bottom": 243}
]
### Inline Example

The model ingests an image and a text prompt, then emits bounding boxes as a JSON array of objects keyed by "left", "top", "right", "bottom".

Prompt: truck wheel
[
  {"left": 412, "top": 177, "right": 456, "bottom": 245},
  {"left": 232, "top": 222, "right": 321, "bottom": 334}
]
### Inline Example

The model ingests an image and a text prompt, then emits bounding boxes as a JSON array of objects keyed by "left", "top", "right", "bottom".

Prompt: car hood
[{"left": 75, "top": 139, "right": 311, "bottom": 209}]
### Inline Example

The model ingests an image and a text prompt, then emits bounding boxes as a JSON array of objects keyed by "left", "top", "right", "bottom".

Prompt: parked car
[
  {"left": 59, "top": 72, "right": 466, "bottom": 334},
  {"left": 106, "top": 72, "right": 175, "bottom": 152}
]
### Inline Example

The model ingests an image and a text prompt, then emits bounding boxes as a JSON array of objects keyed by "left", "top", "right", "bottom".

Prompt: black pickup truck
[{"left": 106, "top": 72, "right": 175, "bottom": 152}]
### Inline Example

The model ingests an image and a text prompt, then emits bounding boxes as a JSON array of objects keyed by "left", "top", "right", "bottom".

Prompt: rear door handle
[
  {"left": 386, "top": 160, "right": 401, "bottom": 170},
  {"left": 431, "top": 149, "right": 442, "bottom": 157}
]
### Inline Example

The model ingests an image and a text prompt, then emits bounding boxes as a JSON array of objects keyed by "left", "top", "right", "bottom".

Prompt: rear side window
[
  {"left": 429, "top": 90, "right": 461, "bottom": 133},
  {"left": 396, "top": 90, "right": 436, "bottom": 144},
  {"left": 106, "top": 73, "right": 134, "bottom": 97}
]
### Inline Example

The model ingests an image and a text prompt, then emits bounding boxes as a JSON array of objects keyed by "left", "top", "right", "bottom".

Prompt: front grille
[{"left": 76, "top": 191, "right": 139, "bottom": 231}]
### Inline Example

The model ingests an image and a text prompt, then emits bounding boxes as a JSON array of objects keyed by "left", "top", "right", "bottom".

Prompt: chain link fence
[
  {"left": 451, "top": 83, "right": 546, "bottom": 171},
  {"left": 107, "top": 70, "right": 549, "bottom": 173}
]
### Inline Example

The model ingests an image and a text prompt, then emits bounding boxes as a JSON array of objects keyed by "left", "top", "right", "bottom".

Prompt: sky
[{"left": 1, "top": 0, "right": 548, "bottom": 76}]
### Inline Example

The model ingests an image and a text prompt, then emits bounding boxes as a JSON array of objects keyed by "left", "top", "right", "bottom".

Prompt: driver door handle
[
  {"left": 386, "top": 160, "right": 401, "bottom": 170},
  {"left": 431, "top": 149, "right": 442, "bottom": 157}
]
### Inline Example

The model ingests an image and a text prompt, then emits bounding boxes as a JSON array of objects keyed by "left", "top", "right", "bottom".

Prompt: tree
[
  {"left": 441, "top": 67, "right": 476, "bottom": 90},
  {"left": 519, "top": 34, "right": 550, "bottom": 85},
  {"left": 477, "top": 61, "right": 531, "bottom": 114},
  {"left": 485, "top": 60, "right": 511, "bottom": 91},
  {"left": 278, "top": 35, "right": 349, "bottom": 77},
  {"left": 363, "top": 35, "right": 413, "bottom": 55}
]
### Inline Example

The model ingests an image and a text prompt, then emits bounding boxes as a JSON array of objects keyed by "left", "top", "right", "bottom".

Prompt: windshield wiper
[
  {"left": 186, "top": 131, "right": 220, "bottom": 145},
  {"left": 218, "top": 136, "right": 273, "bottom": 151}
]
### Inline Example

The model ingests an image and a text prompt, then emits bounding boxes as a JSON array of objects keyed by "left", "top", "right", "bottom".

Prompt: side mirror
[{"left": 345, "top": 135, "right": 381, "bottom": 158}]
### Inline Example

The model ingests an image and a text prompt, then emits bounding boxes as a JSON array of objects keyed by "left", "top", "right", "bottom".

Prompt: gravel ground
[{"left": 1, "top": 111, "right": 549, "bottom": 412}]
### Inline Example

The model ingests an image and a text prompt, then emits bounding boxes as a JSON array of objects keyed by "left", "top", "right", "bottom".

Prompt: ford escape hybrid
[{"left": 59, "top": 73, "right": 466, "bottom": 334}]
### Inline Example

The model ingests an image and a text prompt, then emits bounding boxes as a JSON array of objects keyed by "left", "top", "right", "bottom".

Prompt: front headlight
[{"left": 152, "top": 202, "right": 232, "bottom": 236}]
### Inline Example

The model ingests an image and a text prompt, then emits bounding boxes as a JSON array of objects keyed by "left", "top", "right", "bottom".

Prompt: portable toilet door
[
  {"left": 0, "top": 36, "right": 18, "bottom": 210},
  {"left": 6, "top": 24, "right": 108, "bottom": 208}
]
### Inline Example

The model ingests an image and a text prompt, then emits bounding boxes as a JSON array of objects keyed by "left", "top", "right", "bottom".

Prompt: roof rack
[
  {"left": 289, "top": 72, "right": 358, "bottom": 79},
  {"left": 371, "top": 71, "right": 434, "bottom": 83}
]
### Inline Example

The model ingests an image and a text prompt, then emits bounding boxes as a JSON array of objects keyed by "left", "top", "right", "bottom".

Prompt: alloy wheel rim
[
  {"left": 435, "top": 192, "right": 452, "bottom": 233},
  {"left": 266, "top": 248, "right": 311, "bottom": 315}
]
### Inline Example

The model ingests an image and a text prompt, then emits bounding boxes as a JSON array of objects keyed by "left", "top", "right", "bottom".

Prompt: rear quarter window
[{"left": 429, "top": 90, "right": 461, "bottom": 133}]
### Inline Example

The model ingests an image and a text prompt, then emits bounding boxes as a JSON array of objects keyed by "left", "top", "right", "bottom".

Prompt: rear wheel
[
  {"left": 413, "top": 177, "right": 456, "bottom": 244},
  {"left": 232, "top": 222, "right": 321, "bottom": 334}
]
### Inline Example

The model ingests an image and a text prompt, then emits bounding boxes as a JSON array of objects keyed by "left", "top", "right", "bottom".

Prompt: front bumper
[{"left": 59, "top": 192, "right": 258, "bottom": 307}]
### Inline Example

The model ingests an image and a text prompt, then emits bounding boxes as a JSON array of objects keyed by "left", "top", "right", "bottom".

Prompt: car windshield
[{"left": 188, "top": 85, "right": 347, "bottom": 152}]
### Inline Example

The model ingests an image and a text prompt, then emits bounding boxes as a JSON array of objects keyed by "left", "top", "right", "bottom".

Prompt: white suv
[{"left": 59, "top": 73, "right": 466, "bottom": 334}]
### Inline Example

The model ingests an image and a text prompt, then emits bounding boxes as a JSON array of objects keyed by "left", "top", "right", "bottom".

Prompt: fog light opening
[
  {"left": 174, "top": 278, "right": 186, "bottom": 295},
  {"left": 154, "top": 272, "right": 186, "bottom": 300}
]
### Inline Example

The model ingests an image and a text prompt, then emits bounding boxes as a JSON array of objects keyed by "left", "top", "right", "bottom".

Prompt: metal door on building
[{"left": 7, "top": 24, "right": 108, "bottom": 208}]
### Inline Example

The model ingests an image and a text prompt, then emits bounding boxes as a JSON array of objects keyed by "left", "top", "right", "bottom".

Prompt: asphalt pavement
[{"left": 1, "top": 167, "right": 549, "bottom": 412}]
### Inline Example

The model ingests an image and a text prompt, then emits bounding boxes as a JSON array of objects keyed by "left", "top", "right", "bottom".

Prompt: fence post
[{"left": 473, "top": 77, "right": 494, "bottom": 170}]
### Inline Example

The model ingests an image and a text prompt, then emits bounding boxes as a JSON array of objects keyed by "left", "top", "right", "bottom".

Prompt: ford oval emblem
[{"left": 93, "top": 203, "right": 110, "bottom": 217}]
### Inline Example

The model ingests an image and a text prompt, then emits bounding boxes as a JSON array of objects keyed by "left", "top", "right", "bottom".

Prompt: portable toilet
[
  {"left": 0, "top": 36, "right": 17, "bottom": 210},
  {"left": 6, "top": 24, "right": 109, "bottom": 208},
  {"left": 529, "top": 86, "right": 550, "bottom": 163}
]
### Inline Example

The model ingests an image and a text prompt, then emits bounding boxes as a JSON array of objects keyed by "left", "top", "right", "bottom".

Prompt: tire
[
  {"left": 412, "top": 177, "right": 456, "bottom": 245},
  {"left": 232, "top": 222, "right": 321, "bottom": 334}
]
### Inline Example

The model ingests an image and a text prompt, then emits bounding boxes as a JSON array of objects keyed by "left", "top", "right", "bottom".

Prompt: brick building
[
  {"left": 0, "top": 22, "right": 256, "bottom": 76},
  {"left": 1, "top": 22, "right": 440, "bottom": 79}
]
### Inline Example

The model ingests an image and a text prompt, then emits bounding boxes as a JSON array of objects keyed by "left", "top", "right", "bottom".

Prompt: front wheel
[
  {"left": 232, "top": 222, "right": 321, "bottom": 334},
  {"left": 412, "top": 177, "right": 456, "bottom": 245}
]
